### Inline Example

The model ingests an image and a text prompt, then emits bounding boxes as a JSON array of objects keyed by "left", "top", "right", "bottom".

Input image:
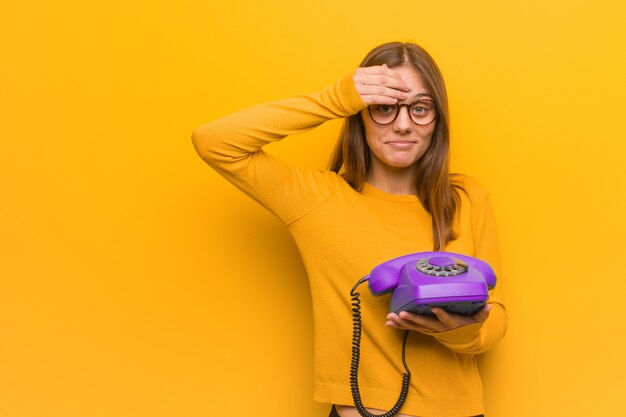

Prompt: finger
[
  {"left": 354, "top": 83, "right": 408, "bottom": 104},
  {"left": 361, "top": 96, "right": 399, "bottom": 106},
  {"left": 358, "top": 64, "right": 405, "bottom": 80},
  {"left": 358, "top": 89, "right": 407, "bottom": 105},
  {"left": 354, "top": 66, "right": 411, "bottom": 90},
  {"left": 386, "top": 320, "right": 406, "bottom": 329},
  {"left": 387, "top": 313, "right": 426, "bottom": 330},
  {"left": 473, "top": 304, "right": 492, "bottom": 323},
  {"left": 360, "top": 95, "right": 399, "bottom": 105},
  {"left": 357, "top": 84, "right": 408, "bottom": 100},
  {"left": 356, "top": 73, "right": 410, "bottom": 92},
  {"left": 430, "top": 307, "right": 456, "bottom": 327},
  {"left": 432, "top": 307, "right": 483, "bottom": 329},
  {"left": 386, "top": 319, "right": 434, "bottom": 333},
  {"left": 397, "top": 311, "right": 439, "bottom": 325},
  {"left": 397, "top": 311, "right": 445, "bottom": 332}
]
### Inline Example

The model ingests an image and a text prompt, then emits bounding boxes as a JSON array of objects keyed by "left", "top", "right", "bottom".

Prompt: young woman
[{"left": 192, "top": 42, "right": 507, "bottom": 417}]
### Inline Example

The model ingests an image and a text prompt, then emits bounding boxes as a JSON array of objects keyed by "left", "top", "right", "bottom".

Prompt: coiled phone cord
[{"left": 350, "top": 276, "right": 411, "bottom": 417}]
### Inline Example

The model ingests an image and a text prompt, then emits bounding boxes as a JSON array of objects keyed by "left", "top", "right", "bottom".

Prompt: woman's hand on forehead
[{"left": 353, "top": 64, "right": 412, "bottom": 105}]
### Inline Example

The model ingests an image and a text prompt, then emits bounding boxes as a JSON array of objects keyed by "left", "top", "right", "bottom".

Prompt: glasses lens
[
  {"left": 369, "top": 104, "right": 398, "bottom": 125},
  {"left": 409, "top": 100, "right": 436, "bottom": 125}
]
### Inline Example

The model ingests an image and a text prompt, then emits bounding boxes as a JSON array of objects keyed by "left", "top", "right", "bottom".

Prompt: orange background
[{"left": 2, "top": 1, "right": 625, "bottom": 416}]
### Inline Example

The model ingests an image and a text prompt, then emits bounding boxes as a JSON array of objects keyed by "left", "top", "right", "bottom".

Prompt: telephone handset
[{"left": 349, "top": 251, "right": 497, "bottom": 417}]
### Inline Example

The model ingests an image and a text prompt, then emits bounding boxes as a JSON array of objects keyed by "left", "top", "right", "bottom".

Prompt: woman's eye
[
  {"left": 375, "top": 105, "right": 394, "bottom": 114},
  {"left": 411, "top": 102, "right": 433, "bottom": 116}
]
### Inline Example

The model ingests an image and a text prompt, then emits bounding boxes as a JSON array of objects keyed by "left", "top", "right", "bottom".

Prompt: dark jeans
[{"left": 329, "top": 405, "right": 484, "bottom": 417}]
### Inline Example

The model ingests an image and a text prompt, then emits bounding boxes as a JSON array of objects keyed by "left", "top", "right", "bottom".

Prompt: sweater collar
[{"left": 361, "top": 182, "right": 421, "bottom": 203}]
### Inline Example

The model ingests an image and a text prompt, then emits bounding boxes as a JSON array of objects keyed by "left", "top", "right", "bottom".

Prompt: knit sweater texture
[{"left": 192, "top": 72, "right": 508, "bottom": 417}]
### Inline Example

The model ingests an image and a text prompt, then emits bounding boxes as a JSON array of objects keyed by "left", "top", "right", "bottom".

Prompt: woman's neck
[{"left": 366, "top": 163, "right": 418, "bottom": 195}]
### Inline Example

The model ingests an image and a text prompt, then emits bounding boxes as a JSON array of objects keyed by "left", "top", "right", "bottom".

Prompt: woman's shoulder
[
  {"left": 311, "top": 169, "right": 344, "bottom": 186},
  {"left": 451, "top": 173, "right": 491, "bottom": 203}
]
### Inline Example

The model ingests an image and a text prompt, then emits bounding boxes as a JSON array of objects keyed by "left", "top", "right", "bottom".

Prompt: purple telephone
[
  {"left": 368, "top": 251, "right": 496, "bottom": 316},
  {"left": 349, "top": 252, "right": 496, "bottom": 417}
]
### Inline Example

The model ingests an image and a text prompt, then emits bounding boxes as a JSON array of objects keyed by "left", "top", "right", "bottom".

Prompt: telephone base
[{"left": 394, "top": 299, "right": 486, "bottom": 316}]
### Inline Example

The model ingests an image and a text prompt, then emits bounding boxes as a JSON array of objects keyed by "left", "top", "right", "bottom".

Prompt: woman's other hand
[
  {"left": 353, "top": 64, "right": 411, "bottom": 105},
  {"left": 385, "top": 304, "right": 492, "bottom": 333}
]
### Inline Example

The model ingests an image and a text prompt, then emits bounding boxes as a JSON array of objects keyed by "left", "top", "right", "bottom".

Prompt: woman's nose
[{"left": 393, "top": 105, "right": 413, "bottom": 133}]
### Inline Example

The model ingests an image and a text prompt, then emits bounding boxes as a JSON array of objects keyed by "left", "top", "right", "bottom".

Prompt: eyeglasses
[{"left": 368, "top": 99, "right": 438, "bottom": 126}]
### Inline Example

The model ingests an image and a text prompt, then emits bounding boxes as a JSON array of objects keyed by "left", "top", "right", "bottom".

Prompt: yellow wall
[{"left": 2, "top": 1, "right": 625, "bottom": 416}]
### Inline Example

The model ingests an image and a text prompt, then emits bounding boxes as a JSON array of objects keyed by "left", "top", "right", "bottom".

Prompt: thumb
[
  {"left": 475, "top": 304, "right": 493, "bottom": 322},
  {"left": 431, "top": 307, "right": 454, "bottom": 325}
]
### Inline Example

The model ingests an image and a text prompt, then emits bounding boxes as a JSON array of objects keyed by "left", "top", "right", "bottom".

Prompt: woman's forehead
[{"left": 392, "top": 66, "right": 431, "bottom": 99}]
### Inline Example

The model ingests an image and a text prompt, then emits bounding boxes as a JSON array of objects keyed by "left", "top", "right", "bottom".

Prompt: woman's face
[{"left": 361, "top": 66, "right": 436, "bottom": 174}]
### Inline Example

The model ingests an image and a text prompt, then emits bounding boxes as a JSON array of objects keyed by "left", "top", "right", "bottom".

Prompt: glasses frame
[{"left": 367, "top": 100, "right": 438, "bottom": 126}]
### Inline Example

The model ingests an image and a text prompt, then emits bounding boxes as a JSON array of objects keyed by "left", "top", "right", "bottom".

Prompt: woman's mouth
[{"left": 385, "top": 140, "right": 417, "bottom": 148}]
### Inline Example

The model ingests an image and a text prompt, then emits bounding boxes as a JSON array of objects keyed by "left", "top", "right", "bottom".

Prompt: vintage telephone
[{"left": 349, "top": 251, "right": 497, "bottom": 417}]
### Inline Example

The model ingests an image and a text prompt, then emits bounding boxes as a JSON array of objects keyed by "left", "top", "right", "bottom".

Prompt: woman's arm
[
  {"left": 191, "top": 73, "right": 365, "bottom": 223},
  {"left": 191, "top": 66, "right": 410, "bottom": 224}
]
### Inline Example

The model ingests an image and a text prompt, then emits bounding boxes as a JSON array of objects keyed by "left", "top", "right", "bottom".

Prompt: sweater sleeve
[
  {"left": 429, "top": 184, "right": 508, "bottom": 354},
  {"left": 191, "top": 72, "right": 366, "bottom": 225}
]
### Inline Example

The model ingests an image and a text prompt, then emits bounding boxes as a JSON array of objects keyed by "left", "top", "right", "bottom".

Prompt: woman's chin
[{"left": 384, "top": 158, "right": 420, "bottom": 169}]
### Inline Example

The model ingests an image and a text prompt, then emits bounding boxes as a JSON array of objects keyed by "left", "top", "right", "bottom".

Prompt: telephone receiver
[{"left": 368, "top": 251, "right": 496, "bottom": 316}]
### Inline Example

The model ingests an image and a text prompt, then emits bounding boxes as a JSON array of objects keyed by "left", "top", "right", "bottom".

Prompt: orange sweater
[{"left": 192, "top": 73, "right": 507, "bottom": 417}]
